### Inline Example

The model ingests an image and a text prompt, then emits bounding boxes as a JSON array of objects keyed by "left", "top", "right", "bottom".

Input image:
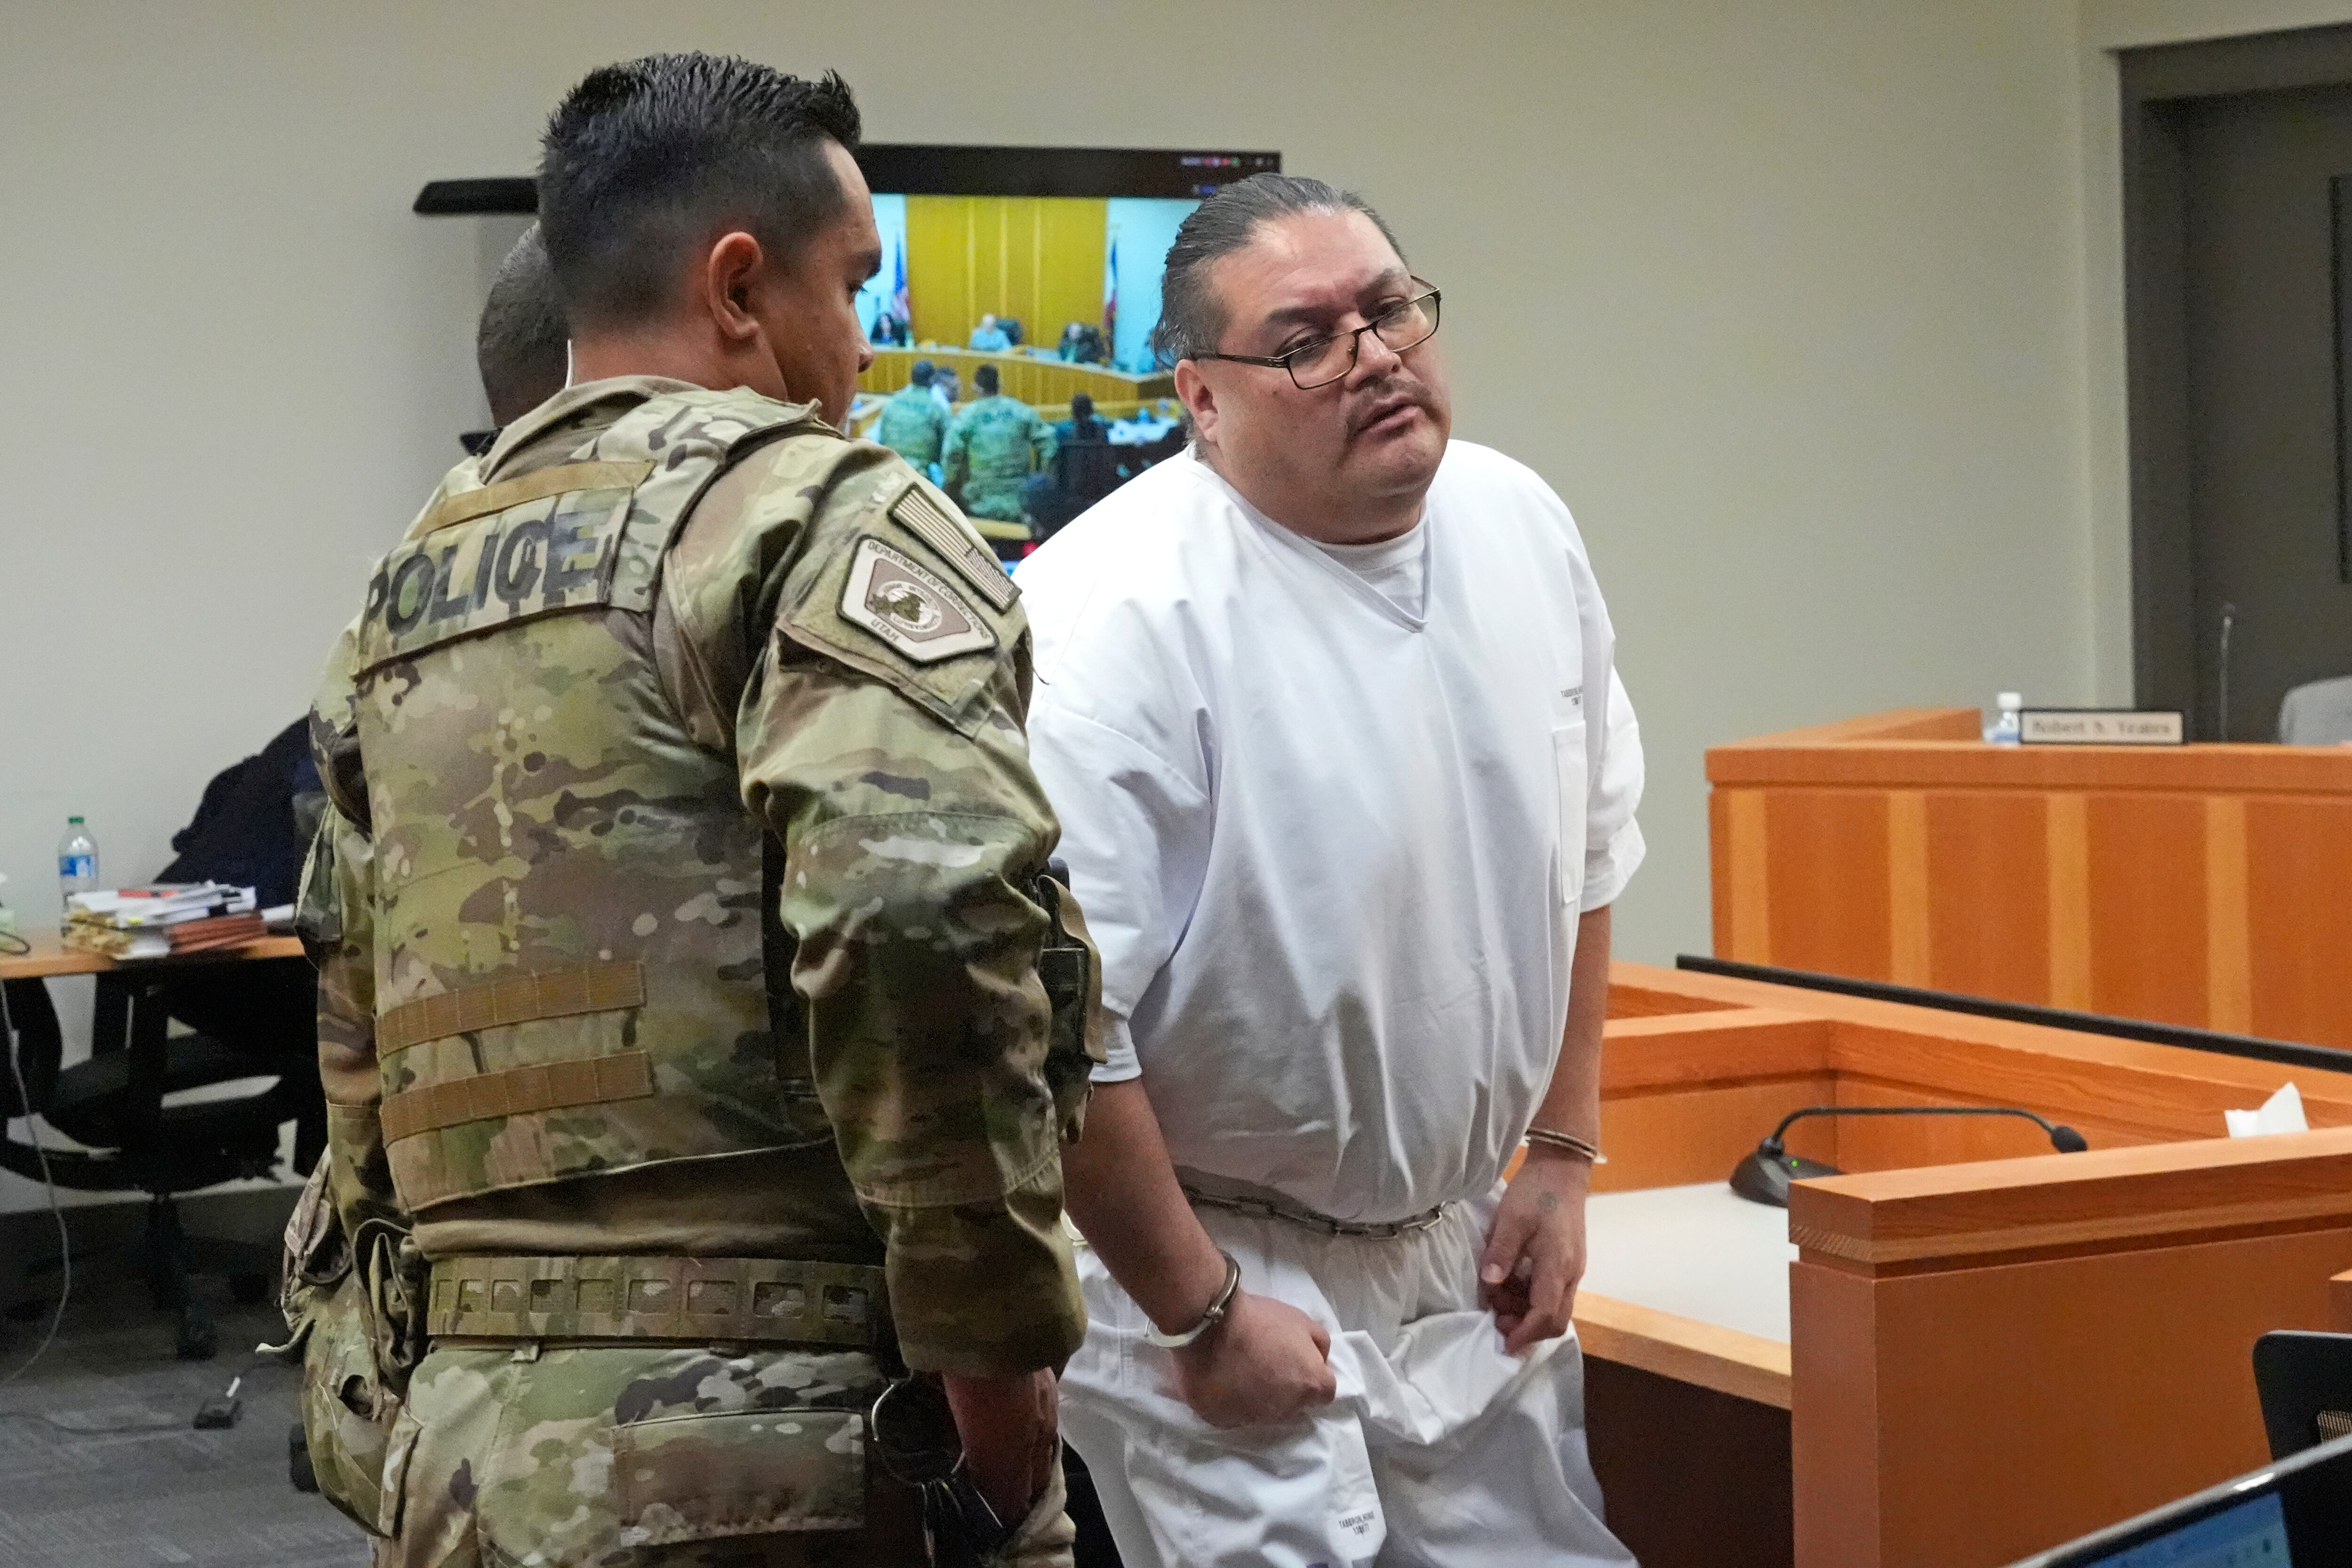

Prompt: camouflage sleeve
[
  {"left": 941, "top": 415, "right": 969, "bottom": 493},
  {"left": 1031, "top": 410, "right": 1056, "bottom": 470},
  {"left": 671, "top": 446, "right": 1083, "bottom": 1378},
  {"left": 299, "top": 620, "right": 403, "bottom": 1242}
]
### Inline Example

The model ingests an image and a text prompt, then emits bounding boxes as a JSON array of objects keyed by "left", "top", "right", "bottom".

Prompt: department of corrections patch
[{"left": 839, "top": 537, "right": 997, "bottom": 664}]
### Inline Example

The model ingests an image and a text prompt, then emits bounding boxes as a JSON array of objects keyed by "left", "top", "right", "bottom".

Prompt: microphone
[
  {"left": 1729, "top": 1105, "right": 2089, "bottom": 1208},
  {"left": 2219, "top": 602, "right": 2237, "bottom": 741}
]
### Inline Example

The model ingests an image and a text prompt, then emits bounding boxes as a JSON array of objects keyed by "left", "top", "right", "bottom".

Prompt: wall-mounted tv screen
[{"left": 848, "top": 145, "right": 1279, "bottom": 548}]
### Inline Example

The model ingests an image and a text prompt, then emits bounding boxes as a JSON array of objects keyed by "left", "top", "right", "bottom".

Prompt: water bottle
[
  {"left": 1986, "top": 692, "right": 2024, "bottom": 746},
  {"left": 57, "top": 817, "right": 100, "bottom": 910}
]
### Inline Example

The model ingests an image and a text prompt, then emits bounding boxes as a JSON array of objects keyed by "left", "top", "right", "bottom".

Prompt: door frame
[{"left": 2122, "top": 24, "right": 2352, "bottom": 728}]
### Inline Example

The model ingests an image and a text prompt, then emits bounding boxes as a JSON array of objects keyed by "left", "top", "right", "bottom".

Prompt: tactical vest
[
  {"left": 348, "top": 389, "right": 851, "bottom": 1216},
  {"left": 959, "top": 399, "right": 1039, "bottom": 486}
]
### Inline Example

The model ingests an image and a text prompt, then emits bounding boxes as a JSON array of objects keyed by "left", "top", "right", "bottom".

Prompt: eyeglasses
[{"left": 1192, "top": 281, "right": 1442, "bottom": 390}]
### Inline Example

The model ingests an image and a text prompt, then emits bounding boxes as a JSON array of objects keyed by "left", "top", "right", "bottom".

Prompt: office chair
[
  {"left": 2253, "top": 1329, "right": 2352, "bottom": 1459},
  {"left": 1, "top": 971, "right": 301, "bottom": 1359},
  {"left": 2278, "top": 675, "right": 2352, "bottom": 744},
  {"left": 1058, "top": 438, "right": 1121, "bottom": 509}
]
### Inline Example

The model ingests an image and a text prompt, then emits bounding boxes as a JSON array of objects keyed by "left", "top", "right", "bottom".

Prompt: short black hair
[
  {"left": 476, "top": 225, "right": 568, "bottom": 427},
  {"left": 1149, "top": 174, "right": 1405, "bottom": 369},
  {"left": 974, "top": 363, "right": 1000, "bottom": 395},
  {"left": 909, "top": 358, "right": 934, "bottom": 387},
  {"left": 539, "top": 54, "right": 861, "bottom": 330},
  {"left": 1070, "top": 392, "right": 1094, "bottom": 419}
]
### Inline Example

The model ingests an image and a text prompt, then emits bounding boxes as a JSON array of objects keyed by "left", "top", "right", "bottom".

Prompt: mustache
[{"left": 1344, "top": 376, "right": 1438, "bottom": 438}]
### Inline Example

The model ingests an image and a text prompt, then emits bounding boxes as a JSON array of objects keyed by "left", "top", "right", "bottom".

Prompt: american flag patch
[{"left": 890, "top": 482, "right": 1018, "bottom": 613}]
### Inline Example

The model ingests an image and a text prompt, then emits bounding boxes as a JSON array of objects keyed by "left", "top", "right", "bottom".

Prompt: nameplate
[{"left": 2019, "top": 709, "right": 2185, "bottom": 746}]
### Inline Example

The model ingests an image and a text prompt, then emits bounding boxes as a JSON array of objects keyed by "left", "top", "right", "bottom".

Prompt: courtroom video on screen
[{"left": 848, "top": 145, "right": 1278, "bottom": 556}]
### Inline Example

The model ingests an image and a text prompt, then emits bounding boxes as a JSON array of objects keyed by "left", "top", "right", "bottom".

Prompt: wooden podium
[
  {"left": 1578, "top": 961, "right": 2352, "bottom": 1568},
  {"left": 1707, "top": 708, "right": 2352, "bottom": 1044}
]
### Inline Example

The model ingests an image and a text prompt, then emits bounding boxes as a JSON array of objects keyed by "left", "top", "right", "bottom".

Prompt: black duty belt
[{"left": 427, "top": 1254, "right": 887, "bottom": 1347}]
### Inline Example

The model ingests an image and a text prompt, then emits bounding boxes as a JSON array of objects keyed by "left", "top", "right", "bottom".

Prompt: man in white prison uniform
[{"left": 1020, "top": 174, "right": 1645, "bottom": 1568}]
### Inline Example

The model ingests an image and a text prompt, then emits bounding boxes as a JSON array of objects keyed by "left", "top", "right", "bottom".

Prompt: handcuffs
[{"left": 1141, "top": 1248, "right": 1242, "bottom": 1350}]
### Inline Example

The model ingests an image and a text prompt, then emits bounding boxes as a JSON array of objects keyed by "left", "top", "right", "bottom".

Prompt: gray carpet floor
[{"left": 0, "top": 1242, "right": 368, "bottom": 1568}]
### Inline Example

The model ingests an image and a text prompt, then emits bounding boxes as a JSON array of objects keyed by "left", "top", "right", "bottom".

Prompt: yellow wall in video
[{"left": 906, "top": 196, "right": 1108, "bottom": 350}]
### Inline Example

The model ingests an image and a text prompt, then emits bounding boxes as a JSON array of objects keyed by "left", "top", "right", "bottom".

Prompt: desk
[
  {"left": 0, "top": 931, "right": 305, "bottom": 981},
  {"left": 1580, "top": 961, "right": 2352, "bottom": 1568},
  {"left": 2, "top": 931, "right": 308, "bottom": 1359},
  {"left": 1585, "top": 1183, "right": 1797, "bottom": 1343},
  {"left": 858, "top": 346, "right": 1175, "bottom": 416},
  {"left": 2, "top": 934, "right": 311, "bottom": 1158},
  {"left": 1708, "top": 707, "right": 2352, "bottom": 1043},
  {"left": 3, "top": 929, "right": 311, "bottom": 1161}
]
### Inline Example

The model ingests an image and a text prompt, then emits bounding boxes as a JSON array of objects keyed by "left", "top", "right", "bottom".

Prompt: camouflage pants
[
  {"left": 957, "top": 483, "right": 1030, "bottom": 525},
  {"left": 381, "top": 1342, "right": 929, "bottom": 1567}
]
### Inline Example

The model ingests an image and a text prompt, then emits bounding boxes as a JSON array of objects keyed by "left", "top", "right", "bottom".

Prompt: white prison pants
[{"left": 1060, "top": 1187, "right": 1636, "bottom": 1568}]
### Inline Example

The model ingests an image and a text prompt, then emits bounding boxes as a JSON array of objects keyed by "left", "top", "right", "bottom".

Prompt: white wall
[
  {"left": 854, "top": 193, "right": 910, "bottom": 340},
  {"left": 1107, "top": 198, "right": 1194, "bottom": 372},
  {"left": 1, "top": 0, "right": 2131, "bottom": 1204}
]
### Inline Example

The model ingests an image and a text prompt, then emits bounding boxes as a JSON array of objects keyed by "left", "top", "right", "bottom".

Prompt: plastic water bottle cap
[{"left": 1997, "top": 692, "right": 2023, "bottom": 709}]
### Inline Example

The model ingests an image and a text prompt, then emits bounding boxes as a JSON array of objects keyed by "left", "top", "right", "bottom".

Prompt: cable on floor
[{"left": 0, "top": 978, "right": 71, "bottom": 1387}]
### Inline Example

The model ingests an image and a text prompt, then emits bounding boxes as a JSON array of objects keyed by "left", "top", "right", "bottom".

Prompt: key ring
[{"left": 870, "top": 1375, "right": 1012, "bottom": 1563}]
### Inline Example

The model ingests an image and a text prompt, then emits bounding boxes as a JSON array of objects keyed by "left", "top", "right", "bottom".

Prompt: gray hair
[{"left": 1146, "top": 174, "right": 1406, "bottom": 369}]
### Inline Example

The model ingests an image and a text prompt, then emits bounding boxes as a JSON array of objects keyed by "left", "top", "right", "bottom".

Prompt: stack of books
[{"left": 64, "top": 883, "right": 262, "bottom": 961}]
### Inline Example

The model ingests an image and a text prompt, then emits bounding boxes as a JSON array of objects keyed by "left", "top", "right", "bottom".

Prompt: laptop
[{"left": 2008, "top": 1429, "right": 2352, "bottom": 1566}]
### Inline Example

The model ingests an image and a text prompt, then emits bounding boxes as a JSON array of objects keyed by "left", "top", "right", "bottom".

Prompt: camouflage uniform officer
[
  {"left": 874, "top": 359, "right": 949, "bottom": 471},
  {"left": 942, "top": 365, "right": 1056, "bottom": 545},
  {"left": 293, "top": 56, "right": 1093, "bottom": 1568}
]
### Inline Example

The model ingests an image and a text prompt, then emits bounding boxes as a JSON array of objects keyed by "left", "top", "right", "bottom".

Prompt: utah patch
[{"left": 839, "top": 538, "right": 997, "bottom": 665}]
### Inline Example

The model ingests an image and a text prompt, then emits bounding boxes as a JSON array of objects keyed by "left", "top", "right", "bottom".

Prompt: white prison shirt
[{"left": 1018, "top": 443, "right": 1644, "bottom": 1224}]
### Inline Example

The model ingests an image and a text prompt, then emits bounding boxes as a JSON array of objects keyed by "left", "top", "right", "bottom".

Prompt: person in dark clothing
[
  {"left": 1053, "top": 390, "right": 1109, "bottom": 447},
  {"left": 476, "top": 224, "right": 570, "bottom": 428},
  {"left": 1030, "top": 392, "right": 1122, "bottom": 542},
  {"left": 151, "top": 720, "right": 328, "bottom": 1171}
]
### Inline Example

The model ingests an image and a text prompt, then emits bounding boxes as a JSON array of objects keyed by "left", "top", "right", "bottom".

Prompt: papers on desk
[
  {"left": 1107, "top": 409, "right": 1181, "bottom": 446},
  {"left": 2225, "top": 1081, "right": 2309, "bottom": 1138},
  {"left": 63, "top": 883, "right": 260, "bottom": 960}
]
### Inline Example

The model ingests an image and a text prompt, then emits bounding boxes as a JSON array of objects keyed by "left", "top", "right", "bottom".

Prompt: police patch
[{"left": 839, "top": 538, "right": 997, "bottom": 665}]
